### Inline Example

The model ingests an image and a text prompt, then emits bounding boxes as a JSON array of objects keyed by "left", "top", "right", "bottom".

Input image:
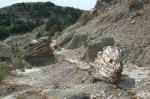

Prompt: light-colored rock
[
  {"left": 93, "top": 46, "right": 123, "bottom": 83},
  {"left": 30, "top": 40, "right": 39, "bottom": 45},
  {"left": 130, "top": 19, "right": 136, "bottom": 24},
  {"left": 50, "top": 40, "right": 57, "bottom": 50}
]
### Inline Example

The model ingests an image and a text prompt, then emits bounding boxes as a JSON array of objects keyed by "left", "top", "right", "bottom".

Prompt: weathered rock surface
[
  {"left": 57, "top": 32, "right": 75, "bottom": 48},
  {"left": 24, "top": 37, "right": 56, "bottom": 66},
  {"left": 92, "top": 46, "right": 123, "bottom": 83},
  {"left": 82, "top": 37, "right": 115, "bottom": 62},
  {"left": 66, "top": 32, "right": 88, "bottom": 49},
  {"left": 58, "top": 0, "right": 150, "bottom": 67}
]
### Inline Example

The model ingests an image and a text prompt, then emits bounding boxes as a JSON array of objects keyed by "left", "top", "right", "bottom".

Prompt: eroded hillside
[{"left": 57, "top": 0, "right": 150, "bottom": 67}]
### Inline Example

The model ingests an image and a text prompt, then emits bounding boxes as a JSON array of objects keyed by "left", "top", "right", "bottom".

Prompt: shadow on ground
[
  {"left": 115, "top": 75, "right": 135, "bottom": 90},
  {"left": 25, "top": 54, "right": 57, "bottom": 67}
]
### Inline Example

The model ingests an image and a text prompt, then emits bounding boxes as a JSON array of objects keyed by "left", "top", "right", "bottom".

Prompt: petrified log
[{"left": 92, "top": 46, "right": 123, "bottom": 83}]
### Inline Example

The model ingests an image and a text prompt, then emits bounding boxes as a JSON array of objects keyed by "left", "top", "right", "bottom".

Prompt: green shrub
[
  {"left": 79, "top": 12, "right": 93, "bottom": 25},
  {"left": 0, "top": 26, "right": 10, "bottom": 40},
  {"left": 12, "top": 59, "right": 31, "bottom": 70},
  {"left": 10, "top": 43, "right": 26, "bottom": 59},
  {"left": 0, "top": 62, "right": 9, "bottom": 81},
  {"left": 46, "top": 17, "right": 65, "bottom": 36},
  {"left": 0, "top": 43, "right": 31, "bottom": 71},
  {"left": 9, "top": 20, "right": 38, "bottom": 35},
  {"left": 0, "top": 43, "right": 11, "bottom": 57},
  {"left": 0, "top": 70, "right": 8, "bottom": 81}
]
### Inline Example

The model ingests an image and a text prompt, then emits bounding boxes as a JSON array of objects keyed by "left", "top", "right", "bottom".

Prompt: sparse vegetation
[
  {"left": 46, "top": 17, "right": 65, "bottom": 36},
  {"left": 0, "top": 43, "right": 31, "bottom": 81},
  {"left": 79, "top": 12, "right": 93, "bottom": 25},
  {"left": 10, "top": 43, "right": 25, "bottom": 58},
  {"left": 12, "top": 59, "right": 26, "bottom": 70},
  {"left": 0, "top": 62, "right": 10, "bottom": 81},
  {"left": 9, "top": 43, "right": 32, "bottom": 69}
]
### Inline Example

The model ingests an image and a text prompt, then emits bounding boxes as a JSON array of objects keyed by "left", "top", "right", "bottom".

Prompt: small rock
[
  {"left": 130, "top": 20, "right": 136, "bottom": 24},
  {"left": 30, "top": 40, "right": 39, "bottom": 45}
]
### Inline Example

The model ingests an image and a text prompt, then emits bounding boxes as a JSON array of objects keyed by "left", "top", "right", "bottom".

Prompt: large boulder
[
  {"left": 57, "top": 32, "right": 75, "bottom": 48},
  {"left": 92, "top": 46, "right": 123, "bottom": 83},
  {"left": 57, "top": 32, "right": 88, "bottom": 49},
  {"left": 24, "top": 37, "right": 56, "bottom": 66},
  {"left": 82, "top": 37, "right": 115, "bottom": 62},
  {"left": 67, "top": 32, "right": 88, "bottom": 49}
]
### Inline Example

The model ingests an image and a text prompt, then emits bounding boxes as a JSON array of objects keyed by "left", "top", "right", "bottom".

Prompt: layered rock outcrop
[{"left": 24, "top": 37, "right": 56, "bottom": 66}]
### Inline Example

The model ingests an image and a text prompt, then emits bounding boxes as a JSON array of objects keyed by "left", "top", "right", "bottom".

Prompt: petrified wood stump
[{"left": 93, "top": 46, "right": 123, "bottom": 83}]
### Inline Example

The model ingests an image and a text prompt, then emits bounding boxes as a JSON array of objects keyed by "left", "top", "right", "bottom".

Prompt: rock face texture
[
  {"left": 93, "top": 46, "right": 123, "bottom": 83},
  {"left": 82, "top": 37, "right": 115, "bottom": 62},
  {"left": 24, "top": 37, "right": 56, "bottom": 66},
  {"left": 57, "top": 0, "right": 150, "bottom": 67}
]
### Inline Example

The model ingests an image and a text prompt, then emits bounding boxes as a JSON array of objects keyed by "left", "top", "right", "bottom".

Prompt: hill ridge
[{"left": 0, "top": 2, "right": 83, "bottom": 40}]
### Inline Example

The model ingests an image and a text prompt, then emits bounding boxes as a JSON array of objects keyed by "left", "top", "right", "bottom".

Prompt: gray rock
[
  {"left": 57, "top": 32, "right": 75, "bottom": 47},
  {"left": 140, "top": 46, "right": 150, "bottom": 67},
  {"left": 82, "top": 37, "right": 115, "bottom": 62},
  {"left": 67, "top": 32, "right": 88, "bottom": 49}
]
